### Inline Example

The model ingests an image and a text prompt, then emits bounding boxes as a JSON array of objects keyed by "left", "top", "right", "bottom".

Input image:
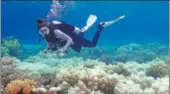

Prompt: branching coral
[
  {"left": 55, "top": 66, "right": 117, "bottom": 94},
  {"left": 39, "top": 73, "right": 56, "bottom": 86},
  {"left": 0, "top": 56, "right": 16, "bottom": 66},
  {"left": 99, "top": 54, "right": 114, "bottom": 64},
  {"left": 2, "top": 37, "right": 22, "bottom": 57},
  {"left": 143, "top": 43, "right": 168, "bottom": 55},
  {"left": 2, "top": 37, "right": 46, "bottom": 60},
  {"left": 53, "top": 57, "right": 169, "bottom": 94},
  {"left": 105, "top": 62, "right": 131, "bottom": 76},
  {"left": 146, "top": 63, "right": 168, "bottom": 78},
  {"left": 16, "top": 62, "right": 57, "bottom": 80},
  {"left": 14, "top": 46, "right": 168, "bottom": 94},
  {"left": 144, "top": 57, "right": 169, "bottom": 78},
  {"left": 1, "top": 56, "right": 29, "bottom": 87},
  {"left": 1, "top": 46, "right": 10, "bottom": 56},
  {"left": 5, "top": 79, "right": 36, "bottom": 94},
  {"left": 1, "top": 66, "right": 29, "bottom": 87},
  {"left": 151, "top": 77, "right": 169, "bottom": 94},
  {"left": 114, "top": 72, "right": 169, "bottom": 94},
  {"left": 114, "top": 43, "right": 168, "bottom": 63}
]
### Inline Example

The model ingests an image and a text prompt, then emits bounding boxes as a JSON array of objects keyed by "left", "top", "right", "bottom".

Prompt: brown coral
[
  {"left": 56, "top": 68, "right": 117, "bottom": 94},
  {"left": 1, "top": 66, "right": 29, "bottom": 87},
  {"left": 0, "top": 56, "right": 16, "bottom": 66},
  {"left": 146, "top": 63, "right": 169, "bottom": 78},
  {"left": 5, "top": 79, "right": 36, "bottom": 94}
]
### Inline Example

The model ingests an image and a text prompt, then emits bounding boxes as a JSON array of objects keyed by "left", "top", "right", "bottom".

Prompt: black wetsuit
[{"left": 45, "top": 23, "right": 103, "bottom": 52}]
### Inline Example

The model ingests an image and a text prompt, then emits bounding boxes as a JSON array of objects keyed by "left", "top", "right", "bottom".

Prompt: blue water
[{"left": 2, "top": 1, "right": 169, "bottom": 45}]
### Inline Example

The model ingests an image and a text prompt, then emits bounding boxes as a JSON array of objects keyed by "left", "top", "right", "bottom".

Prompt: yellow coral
[{"left": 5, "top": 79, "right": 36, "bottom": 94}]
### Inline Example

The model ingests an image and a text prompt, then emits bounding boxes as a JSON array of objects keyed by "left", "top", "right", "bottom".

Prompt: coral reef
[
  {"left": 105, "top": 63, "right": 131, "bottom": 76},
  {"left": 1, "top": 57, "right": 29, "bottom": 87},
  {"left": 54, "top": 66, "right": 117, "bottom": 94},
  {"left": 19, "top": 44, "right": 45, "bottom": 60},
  {"left": 31, "top": 57, "right": 165, "bottom": 94},
  {"left": 2, "top": 37, "right": 168, "bottom": 63},
  {"left": 114, "top": 43, "right": 168, "bottom": 63},
  {"left": 146, "top": 63, "right": 168, "bottom": 78},
  {"left": 114, "top": 73, "right": 169, "bottom": 94},
  {"left": 146, "top": 58, "right": 169, "bottom": 78},
  {"left": 2, "top": 37, "right": 22, "bottom": 57},
  {"left": 1, "top": 66, "right": 29, "bottom": 87},
  {"left": 4, "top": 79, "right": 36, "bottom": 94},
  {"left": 1, "top": 45, "right": 10, "bottom": 56},
  {"left": 0, "top": 56, "right": 17, "bottom": 66},
  {"left": 55, "top": 60, "right": 168, "bottom": 94},
  {"left": 62, "top": 46, "right": 115, "bottom": 64},
  {"left": 1, "top": 42, "right": 168, "bottom": 94},
  {"left": 62, "top": 43, "right": 168, "bottom": 63},
  {"left": 16, "top": 62, "right": 57, "bottom": 80},
  {"left": 143, "top": 43, "right": 168, "bottom": 55},
  {"left": 1, "top": 37, "right": 44, "bottom": 60}
]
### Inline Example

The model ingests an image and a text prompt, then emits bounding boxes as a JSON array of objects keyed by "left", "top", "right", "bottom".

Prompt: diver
[{"left": 36, "top": 14, "right": 126, "bottom": 56}]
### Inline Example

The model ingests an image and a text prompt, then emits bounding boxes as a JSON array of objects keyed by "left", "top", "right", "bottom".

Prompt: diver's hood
[{"left": 36, "top": 18, "right": 49, "bottom": 30}]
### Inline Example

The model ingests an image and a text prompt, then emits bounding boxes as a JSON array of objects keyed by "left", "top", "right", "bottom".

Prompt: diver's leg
[
  {"left": 73, "top": 27, "right": 84, "bottom": 37},
  {"left": 71, "top": 44, "right": 82, "bottom": 52},
  {"left": 80, "top": 15, "right": 125, "bottom": 47},
  {"left": 80, "top": 24, "right": 104, "bottom": 47},
  {"left": 73, "top": 15, "right": 125, "bottom": 36}
]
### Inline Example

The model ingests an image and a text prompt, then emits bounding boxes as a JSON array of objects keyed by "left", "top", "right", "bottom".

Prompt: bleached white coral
[
  {"left": 18, "top": 51, "right": 169, "bottom": 94},
  {"left": 16, "top": 62, "right": 57, "bottom": 79},
  {"left": 55, "top": 65, "right": 117, "bottom": 94},
  {"left": 114, "top": 70, "right": 169, "bottom": 94},
  {"left": 145, "top": 57, "right": 169, "bottom": 78},
  {"left": 151, "top": 77, "right": 169, "bottom": 94}
]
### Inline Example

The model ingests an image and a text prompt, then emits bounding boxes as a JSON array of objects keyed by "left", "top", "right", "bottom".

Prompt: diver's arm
[{"left": 54, "top": 29, "right": 73, "bottom": 52}]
